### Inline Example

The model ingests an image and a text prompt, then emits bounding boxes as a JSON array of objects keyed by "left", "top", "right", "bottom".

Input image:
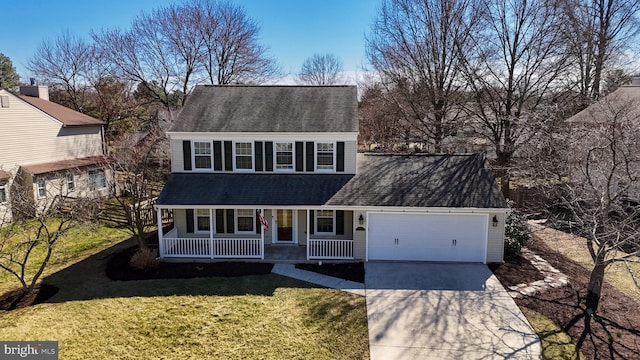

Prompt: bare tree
[
  {"left": 193, "top": 0, "right": 280, "bottom": 85},
  {"left": 0, "top": 179, "right": 92, "bottom": 296},
  {"left": 559, "top": 0, "right": 640, "bottom": 106},
  {"left": 26, "top": 31, "right": 94, "bottom": 111},
  {"left": 460, "top": 0, "right": 569, "bottom": 196},
  {"left": 359, "top": 83, "right": 409, "bottom": 150},
  {"left": 296, "top": 53, "right": 344, "bottom": 85},
  {"left": 366, "top": 0, "right": 480, "bottom": 152}
]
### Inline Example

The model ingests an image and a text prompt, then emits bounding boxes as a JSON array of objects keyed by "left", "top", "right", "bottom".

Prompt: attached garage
[{"left": 367, "top": 213, "right": 488, "bottom": 263}]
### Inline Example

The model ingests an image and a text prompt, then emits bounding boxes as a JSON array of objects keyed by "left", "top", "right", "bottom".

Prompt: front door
[{"left": 275, "top": 209, "right": 295, "bottom": 243}]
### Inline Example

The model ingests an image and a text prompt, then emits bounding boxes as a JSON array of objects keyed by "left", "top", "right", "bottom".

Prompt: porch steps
[{"left": 271, "top": 264, "right": 365, "bottom": 296}]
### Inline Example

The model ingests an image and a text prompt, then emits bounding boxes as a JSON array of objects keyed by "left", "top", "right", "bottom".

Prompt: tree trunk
[{"left": 586, "top": 263, "right": 606, "bottom": 315}]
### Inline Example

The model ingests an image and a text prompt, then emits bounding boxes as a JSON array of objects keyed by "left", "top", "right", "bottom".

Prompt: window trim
[
  {"left": 233, "top": 141, "right": 254, "bottom": 172},
  {"left": 315, "top": 209, "right": 336, "bottom": 235},
  {"left": 274, "top": 141, "right": 295, "bottom": 172},
  {"left": 235, "top": 208, "right": 256, "bottom": 234},
  {"left": 195, "top": 209, "right": 212, "bottom": 234},
  {"left": 88, "top": 169, "right": 107, "bottom": 190},
  {"left": 0, "top": 184, "right": 6, "bottom": 204},
  {"left": 36, "top": 178, "right": 46, "bottom": 198},
  {"left": 66, "top": 173, "right": 75, "bottom": 191},
  {"left": 192, "top": 141, "right": 213, "bottom": 170},
  {"left": 315, "top": 142, "right": 336, "bottom": 172}
]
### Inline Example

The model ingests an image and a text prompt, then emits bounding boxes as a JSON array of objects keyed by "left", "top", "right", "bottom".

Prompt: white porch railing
[
  {"left": 308, "top": 239, "right": 354, "bottom": 260},
  {"left": 160, "top": 231, "right": 263, "bottom": 259}
]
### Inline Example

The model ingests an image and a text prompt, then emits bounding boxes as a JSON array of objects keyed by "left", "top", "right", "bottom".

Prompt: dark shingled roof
[
  {"left": 325, "top": 154, "right": 507, "bottom": 208},
  {"left": 170, "top": 85, "right": 358, "bottom": 133},
  {"left": 157, "top": 173, "right": 354, "bottom": 206}
]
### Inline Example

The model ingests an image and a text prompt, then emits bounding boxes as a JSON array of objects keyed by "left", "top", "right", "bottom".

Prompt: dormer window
[
  {"left": 234, "top": 142, "right": 253, "bottom": 171},
  {"left": 194, "top": 142, "right": 212, "bottom": 169},
  {"left": 316, "top": 142, "right": 335, "bottom": 171}
]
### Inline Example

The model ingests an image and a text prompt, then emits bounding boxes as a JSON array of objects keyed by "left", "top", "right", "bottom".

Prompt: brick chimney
[{"left": 19, "top": 79, "right": 49, "bottom": 101}]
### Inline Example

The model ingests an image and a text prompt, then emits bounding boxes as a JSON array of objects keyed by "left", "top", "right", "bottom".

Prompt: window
[
  {"left": 88, "top": 170, "right": 106, "bottom": 190},
  {"left": 315, "top": 210, "right": 335, "bottom": 234},
  {"left": 235, "top": 142, "right": 253, "bottom": 170},
  {"left": 236, "top": 209, "right": 255, "bottom": 233},
  {"left": 0, "top": 185, "right": 6, "bottom": 203},
  {"left": 316, "top": 143, "right": 334, "bottom": 171},
  {"left": 196, "top": 209, "right": 211, "bottom": 233},
  {"left": 275, "top": 142, "right": 294, "bottom": 170},
  {"left": 66, "top": 173, "right": 75, "bottom": 191},
  {"left": 36, "top": 178, "right": 46, "bottom": 198},
  {"left": 193, "top": 142, "right": 212, "bottom": 169}
]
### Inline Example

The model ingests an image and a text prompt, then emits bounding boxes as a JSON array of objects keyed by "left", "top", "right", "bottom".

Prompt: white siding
[
  {"left": 0, "top": 90, "right": 103, "bottom": 168},
  {"left": 170, "top": 138, "right": 185, "bottom": 172},
  {"left": 353, "top": 211, "right": 366, "bottom": 260},
  {"left": 486, "top": 213, "right": 506, "bottom": 263}
]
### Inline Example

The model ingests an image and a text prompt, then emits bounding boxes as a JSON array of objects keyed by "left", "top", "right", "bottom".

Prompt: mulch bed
[
  {"left": 488, "top": 253, "right": 545, "bottom": 288},
  {"left": 0, "top": 284, "right": 59, "bottom": 311},
  {"left": 492, "top": 238, "right": 640, "bottom": 359},
  {"left": 106, "top": 246, "right": 274, "bottom": 281},
  {"left": 295, "top": 262, "right": 365, "bottom": 283}
]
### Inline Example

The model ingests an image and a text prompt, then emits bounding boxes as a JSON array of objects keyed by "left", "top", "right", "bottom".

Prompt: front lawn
[{"left": 0, "top": 225, "right": 369, "bottom": 359}]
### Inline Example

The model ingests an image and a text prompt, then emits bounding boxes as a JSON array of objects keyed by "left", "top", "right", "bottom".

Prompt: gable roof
[
  {"left": 567, "top": 85, "right": 640, "bottom": 125},
  {"left": 19, "top": 95, "right": 104, "bottom": 126},
  {"left": 171, "top": 85, "right": 358, "bottom": 133},
  {"left": 22, "top": 155, "right": 108, "bottom": 175},
  {"left": 326, "top": 153, "right": 507, "bottom": 208},
  {"left": 156, "top": 173, "right": 354, "bottom": 206}
]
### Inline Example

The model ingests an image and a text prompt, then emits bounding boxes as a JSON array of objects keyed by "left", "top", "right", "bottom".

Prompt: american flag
[{"left": 257, "top": 210, "right": 269, "bottom": 231}]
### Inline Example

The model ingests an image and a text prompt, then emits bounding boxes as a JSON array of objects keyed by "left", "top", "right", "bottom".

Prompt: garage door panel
[{"left": 368, "top": 213, "right": 487, "bottom": 262}]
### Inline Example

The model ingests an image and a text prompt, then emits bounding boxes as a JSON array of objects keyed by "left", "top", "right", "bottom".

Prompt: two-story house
[
  {"left": 0, "top": 85, "right": 112, "bottom": 222},
  {"left": 154, "top": 85, "right": 508, "bottom": 263}
]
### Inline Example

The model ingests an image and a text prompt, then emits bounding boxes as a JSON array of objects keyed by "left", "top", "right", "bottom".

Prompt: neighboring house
[
  {"left": 0, "top": 85, "right": 112, "bottom": 222},
  {"left": 154, "top": 85, "right": 508, "bottom": 263}
]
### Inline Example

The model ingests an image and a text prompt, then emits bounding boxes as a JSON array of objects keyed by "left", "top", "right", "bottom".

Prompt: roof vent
[{"left": 30, "top": 78, "right": 37, "bottom": 86}]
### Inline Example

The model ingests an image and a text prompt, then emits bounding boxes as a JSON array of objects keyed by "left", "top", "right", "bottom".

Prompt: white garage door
[{"left": 368, "top": 213, "right": 488, "bottom": 262}]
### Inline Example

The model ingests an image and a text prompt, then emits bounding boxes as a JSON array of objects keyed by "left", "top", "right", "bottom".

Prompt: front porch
[{"left": 157, "top": 216, "right": 357, "bottom": 262}]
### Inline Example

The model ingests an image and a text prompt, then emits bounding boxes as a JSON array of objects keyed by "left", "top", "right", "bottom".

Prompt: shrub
[
  {"left": 129, "top": 247, "right": 160, "bottom": 271},
  {"left": 504, "top": 208, "right": 531, "bottom": 259}
]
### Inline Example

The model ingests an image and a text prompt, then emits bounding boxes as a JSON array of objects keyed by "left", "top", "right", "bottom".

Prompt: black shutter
[
  {"left": 337, "top": 142, "right": 345, "bottom": 172},
  {"left": 215, "top": 209, "right": 225, "bottom": 233},
  {"left": 182, "top": 141, "right": 192, "bottom": 171},
  {"left": 224, "top": 141, "right": 233, "bottom": 171},
  {"left": 265, "top": 141, "right": 273, "bottom": 171},
  {"left": 305, "top": 142, "right": 314, "bottom": 172},
  {"left": 213, "top": 141, "right": 223, "bottom": 171},
  {"left": 256, "top": 210, "right": 261, "bottom": 234},
  {"left": 186, "top": 209, "right": 194, "bottom": 233},
  {"left": 309, "top": 210, "right": 315, "bottom": 235},
  {"left": 336, "top": 210, "right": 344, "bottom": 235},
  {"left": 255, "top": 141, "right": 264, "bottom": 171},
  {"left": 226, "top": 209, "right": 235, "bottom": 233},
  {"left": 295, "top": 142, "right": 304, "bottom": 172}
]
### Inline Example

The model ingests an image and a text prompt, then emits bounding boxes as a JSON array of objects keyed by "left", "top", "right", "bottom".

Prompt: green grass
[
  {"left": 521, "top": 308, "right": 585, "bottom": 360},
  {"left": 0, "top": 223, "right": 369, "bottom": 359},
  {"left": 530, "top": 223, "right": 640, "bottom": 301}
]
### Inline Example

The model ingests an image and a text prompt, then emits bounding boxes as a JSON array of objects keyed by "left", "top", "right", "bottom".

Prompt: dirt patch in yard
[
  {"left": 106, "top": 246, "right": 274, "bottom": 281},
  {"left": 0, "top": 284, "right": 59, "bottom": 311},
  {"left": 488, "top": 253, "right": 545, "bottom": 288},
  {"left": 492, "top": 237, "right": 640, "bottom": 359}
]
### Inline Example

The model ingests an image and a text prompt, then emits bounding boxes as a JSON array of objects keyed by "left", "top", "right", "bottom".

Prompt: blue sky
[{"left": 0, "top": 0, "right": 380, "bottom": 84}]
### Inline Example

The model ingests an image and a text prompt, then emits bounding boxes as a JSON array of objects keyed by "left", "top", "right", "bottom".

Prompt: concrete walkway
[
  {"left": 271, "top": 263, "right": 365, "bottom": 296},
  {"left": 365, "top": 262, "right": 542, "bottom": 360}
]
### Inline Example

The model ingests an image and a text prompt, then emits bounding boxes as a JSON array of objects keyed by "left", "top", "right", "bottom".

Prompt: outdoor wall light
[
  {"left": 358, "top": 214, "right": 364, "bottom": 225},
  {"left": 492, "top": 215, "right": 499, "bottom": 227}
]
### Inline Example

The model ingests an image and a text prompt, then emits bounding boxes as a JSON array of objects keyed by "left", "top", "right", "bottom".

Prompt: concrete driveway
[{"left": 365, "top": 262, "right": 542, "bottom": 359}]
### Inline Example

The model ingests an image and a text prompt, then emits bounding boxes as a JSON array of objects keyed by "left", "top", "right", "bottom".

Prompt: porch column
[
  {"left": 156, "top": 207, "right": 164, "bottom": 259},
  {"left": 209, "top": 208, "right": 214, "bottom": 259},
  {"left": 306, "top": 209, "right": 310, "bottom": 260},
  {"left": 260, "top": 208, "right": 265, "bottom": 260}
]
